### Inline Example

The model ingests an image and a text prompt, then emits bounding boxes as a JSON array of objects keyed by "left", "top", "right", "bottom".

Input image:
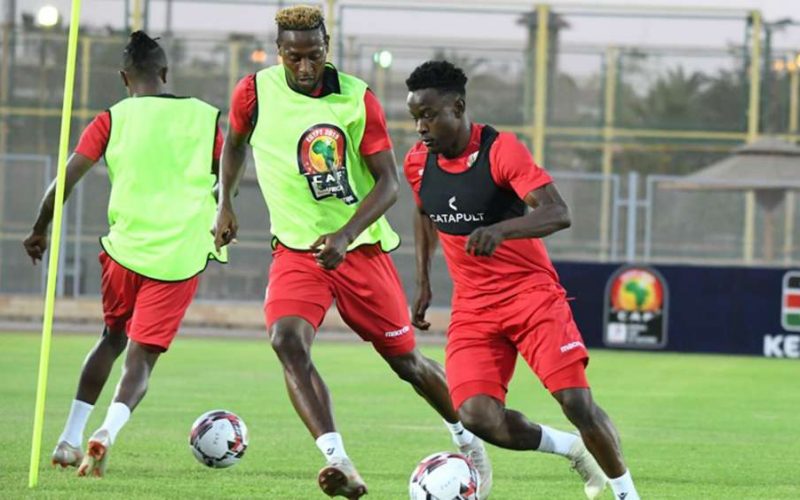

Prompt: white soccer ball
[
  {"left": 189, "top": 409, "right": 248, "bottom": 468},
  {"left": 409, "top": 452, "right": 480, "bottom": 500}
]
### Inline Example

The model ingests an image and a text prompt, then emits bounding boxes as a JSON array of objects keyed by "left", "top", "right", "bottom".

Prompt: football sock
[
  {"left": 609, "top": 470, "right": 640, "bottom": 500},
  {"left": 444, "top": 420, "right": 475, "bottom": 447},
  {"left": 59, "top": 399, "right": 94, "bottom": 447},
  {"left": 99, "top": 402, "right": 131, "bottom": 444},
  {"left": 536, "top": 425, "right": 579, "bottom": 456},
  {"left": 316, "top": 432, "right": 348, "bottom": 461}
]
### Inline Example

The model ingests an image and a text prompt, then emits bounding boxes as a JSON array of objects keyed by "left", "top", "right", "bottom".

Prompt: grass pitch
[{"left": 1, "top": 332, "right": 798, "bottom": 499}]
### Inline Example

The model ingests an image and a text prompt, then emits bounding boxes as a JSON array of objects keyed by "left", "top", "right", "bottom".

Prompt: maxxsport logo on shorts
[
  {"left": 385, "top": 325, "right": 410, "bottom": 338},
  {"left": 297, "top": 124, "right": 358, "bottom": 205},
  {"left": 559, "top": 341, "right": 584, "bottom": 353}
]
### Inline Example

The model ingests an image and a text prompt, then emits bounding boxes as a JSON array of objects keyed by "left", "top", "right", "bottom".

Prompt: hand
[
  {"left": 465, "top": 225, "right": 504, "bottom": 257},
  {"left": 310, "top": 231, "right": 351, "bottom": 270},
  {"left": 412, "top": 283, "right": 432, "bottom": 330},
  {"left": 23, "top": 230, "right": 48, "bottom": 265},
  {"left": 213, "top": 204, "right": 238, "bottom": 253}
]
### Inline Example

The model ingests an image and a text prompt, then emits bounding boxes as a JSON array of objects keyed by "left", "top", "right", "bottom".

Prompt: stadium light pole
[
  {"left": 786, "top": 55, "right": 799, "bottom": 264},
  {"left": 532, "top": 4, "right": 550, "bottom": 166},
  {"left": 743, "top": 10, "right": 762, "bottom": 264},
  {"left": 28, "top": 0, "right": 82, "bottom": 488}
]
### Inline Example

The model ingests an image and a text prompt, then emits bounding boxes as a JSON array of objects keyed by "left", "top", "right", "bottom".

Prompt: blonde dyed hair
[{"left": 275, "top": 5, "right": 326, "bottom": 32}]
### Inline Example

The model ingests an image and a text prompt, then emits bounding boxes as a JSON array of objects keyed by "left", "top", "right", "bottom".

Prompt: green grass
[{"left": 1, "top": 332, "right": 798, "bottom": 499}]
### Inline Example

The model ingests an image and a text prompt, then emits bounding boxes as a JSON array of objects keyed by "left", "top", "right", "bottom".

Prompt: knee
[
  {"left": 269, "top": 324, "right": 310, "bottom": 362},
  {"left": 105, "top": 328, "right": 128, "bottom": 352},
  {"left": 387, "top": 352, "right": 428, "bottom": 386},
  {"left": 458, "top": 396, "right": 500, "bottom": 435},
  {"left": 558, "top": 391, "right": 598, "bottom": 429}
]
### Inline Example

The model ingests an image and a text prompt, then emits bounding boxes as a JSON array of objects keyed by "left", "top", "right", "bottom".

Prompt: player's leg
[
  {"left": 265, "top": 246, "right": 366, "bottom": 499},
  {"left": 270, "top": 318, "right": 366, "bottom": 498},
  {"left": 380, "top": 347, "right": 495, "bottom": 490},
  {"left": 445, "top": 313, "right": 547, "bottom": 450},
  {"left": 73, "top": 327, "right": 129, "bottom": 405},
  {"left": 79, "top": 272, "right": 198, "bottom": 477},
  {"left": 269, "top": 316, "right": 335, "bottom": 438},
  {"left": 554, "top": 387, "right": 639, "bottom": 500},
  {"left": 53, "top": 252, "right": 134, "bottom": 468},
  {"left": 382, "top": 349, "right": 457, "bottom": 422},
  {"left": 332, "top": 245, "right": 490, "bottom": 496},
  {"left": 517, "top": 285, "right": 638, "bottom": 499}
]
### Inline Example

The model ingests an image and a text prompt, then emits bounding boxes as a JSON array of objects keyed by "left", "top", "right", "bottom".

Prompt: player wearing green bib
[
  {"left": 214, "top": 6, "right": 491, "bottom": 499},
  {"left": 24, "top": 32, "right": 225, "bottom": 477}
]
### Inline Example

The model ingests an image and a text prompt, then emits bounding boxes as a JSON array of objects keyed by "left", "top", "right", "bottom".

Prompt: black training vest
[{"left": 419, "top": 125, "right": 526, "bottom": 236}]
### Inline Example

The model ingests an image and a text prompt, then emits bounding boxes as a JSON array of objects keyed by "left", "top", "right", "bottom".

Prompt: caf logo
[
  {"left": 603, "top": 265, "right": 669, "bottom": 349},
  {"left": 610, "top": 268, "right": 664, "bottom": 312},
  {"left": 297, "top": 124, "right": 358, "bottom": 205}
]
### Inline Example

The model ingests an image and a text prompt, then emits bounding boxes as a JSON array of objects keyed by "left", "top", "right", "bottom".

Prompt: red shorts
[
  {"left": 264, "top": 244, "right": 416, "bottom": 357},
  {"left": 446, "top": 284, "right": 590, "bottom": 410},
  {"left": 99, "top": 251, "right": 198, "bottom": 351}
]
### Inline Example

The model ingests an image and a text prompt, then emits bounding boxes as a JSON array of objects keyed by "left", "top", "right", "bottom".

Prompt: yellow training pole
[{"left": 28, "top": 0, "right": 83, "bottom": 488}]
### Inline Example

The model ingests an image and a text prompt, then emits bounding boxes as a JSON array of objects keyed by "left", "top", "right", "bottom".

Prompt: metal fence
[
  {"left": 0, "top": 155, "right": 622, "bottom": 305},
  {"left": 3, "top": 2, "right": 800, "bottom": 302},
  {"left": 644, "top": 176, "right": 800, "bottom": 265}
]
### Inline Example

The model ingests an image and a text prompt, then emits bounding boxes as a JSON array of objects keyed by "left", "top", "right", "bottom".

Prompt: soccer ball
[
  {"left": 189, "top": 410, "right": 248, "bottom": 468},
  {"left": 409, "top": 452, "right": 480, "bottom": 500}
]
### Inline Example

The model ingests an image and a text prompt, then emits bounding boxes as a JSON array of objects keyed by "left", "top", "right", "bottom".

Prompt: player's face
[
  {"left": 278, "top": 29, "right": 329, "bottom": 94},
  {"left": 407, "top": 89, "right": 464, "bottom": 156}
]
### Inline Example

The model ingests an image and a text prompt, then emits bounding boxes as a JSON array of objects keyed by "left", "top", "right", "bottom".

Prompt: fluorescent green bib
[
  {"left": 102, "top": 96, "right": 226, "bottom": 281},
  {"left": 249, "top": 65, "right": 399, "bottom": 251}
]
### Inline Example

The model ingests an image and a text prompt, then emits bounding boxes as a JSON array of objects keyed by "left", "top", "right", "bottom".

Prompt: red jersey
[
  {"left": 75, "top": 104, "right": 223, "bottom": 162},
  {"left": 228, "top": 73, "right": 392, "bottom": 156},
  {"left": 403, "top": 123, "right": 560, "bottom": 308}
]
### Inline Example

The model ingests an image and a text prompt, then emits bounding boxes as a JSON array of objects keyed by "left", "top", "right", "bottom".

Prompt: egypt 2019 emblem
[{"left": 297, "top": 124, "right": 358, "bottom": 205}]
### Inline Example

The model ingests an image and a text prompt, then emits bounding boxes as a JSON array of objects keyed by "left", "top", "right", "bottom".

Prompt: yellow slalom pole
[{"left": 28, "top": 0, "right": 83, "bottom": 488}]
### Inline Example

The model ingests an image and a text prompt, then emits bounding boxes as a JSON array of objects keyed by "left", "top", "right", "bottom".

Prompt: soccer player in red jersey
[
  {"left": 213, "top": 7, "right": 490, "bottom": 499},
  {"left": 403, "top": 60, "right": 640, "bottom": 500},
  {"left": 23, "top": 32, "right": 224, "bottom": 477}
]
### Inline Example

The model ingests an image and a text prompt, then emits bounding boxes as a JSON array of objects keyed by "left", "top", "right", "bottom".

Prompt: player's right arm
[
  {"left": 412, "top": 204, "right": 439, "bottom": 330},
  {"left": 214, "top": 75, "right": 254, "bottom": 252},
  {"left": 403, "top": 146, "right": 438, "bottom": 330},
  {"left": 214, "top": 127, "right": 247, "bottom": 252},
  {"left": 24, "top": 154, "right": 96, "bottom": 264},
  {"left": 24, "top": 112, "right": 108, "bottom": 264}
]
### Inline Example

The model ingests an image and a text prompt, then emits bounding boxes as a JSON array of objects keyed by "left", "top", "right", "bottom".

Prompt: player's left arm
[
  {"left": 311, "top": 149, "right": 399, "bottom": 269},
  {"left": 465, "top": 183, "right": 571, "bottom": 256},
  {"left": 466, "top": 133, "right": 570, "bottom": 256},
  {"left": 311, "top": 90, "right": 398, "bottom": 270}
]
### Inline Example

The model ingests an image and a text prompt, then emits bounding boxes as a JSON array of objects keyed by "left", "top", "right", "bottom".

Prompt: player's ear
[
  {"left": 453, "top": 96, "right": 466, "bottom": 118},
  {"left": 160, "top": 67, "right": 168, "bottom": 84},
  {"left": 119, "top": 70, "right": 130, "bottom": 89}
]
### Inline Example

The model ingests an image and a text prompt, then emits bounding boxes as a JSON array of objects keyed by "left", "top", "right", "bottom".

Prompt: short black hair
[
  {"left": 405, "top": 60, "right": 468, "bottom": 96},
  {"left": 123, "top": 31, "right": 167, "bottom": 76}
]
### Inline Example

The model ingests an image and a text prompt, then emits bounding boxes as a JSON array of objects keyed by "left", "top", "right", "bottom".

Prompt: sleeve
[
  {"left": 359, "top": 89, "right": 393, "bottom": 156},
  {"left": 402, "top": 144, "right": 426, "bottom": 207},
  {"left": 228, "top": 74, "right": 258, "bottom": 135},
  {"left": 74, "top": 111, "right": 111, "bottom": 162},
  {"left": 490, "top": 133, "right": 553, "bottom": 200},
  {"left": 213, "top": 125, "right": 223, "bottom": 160}
]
